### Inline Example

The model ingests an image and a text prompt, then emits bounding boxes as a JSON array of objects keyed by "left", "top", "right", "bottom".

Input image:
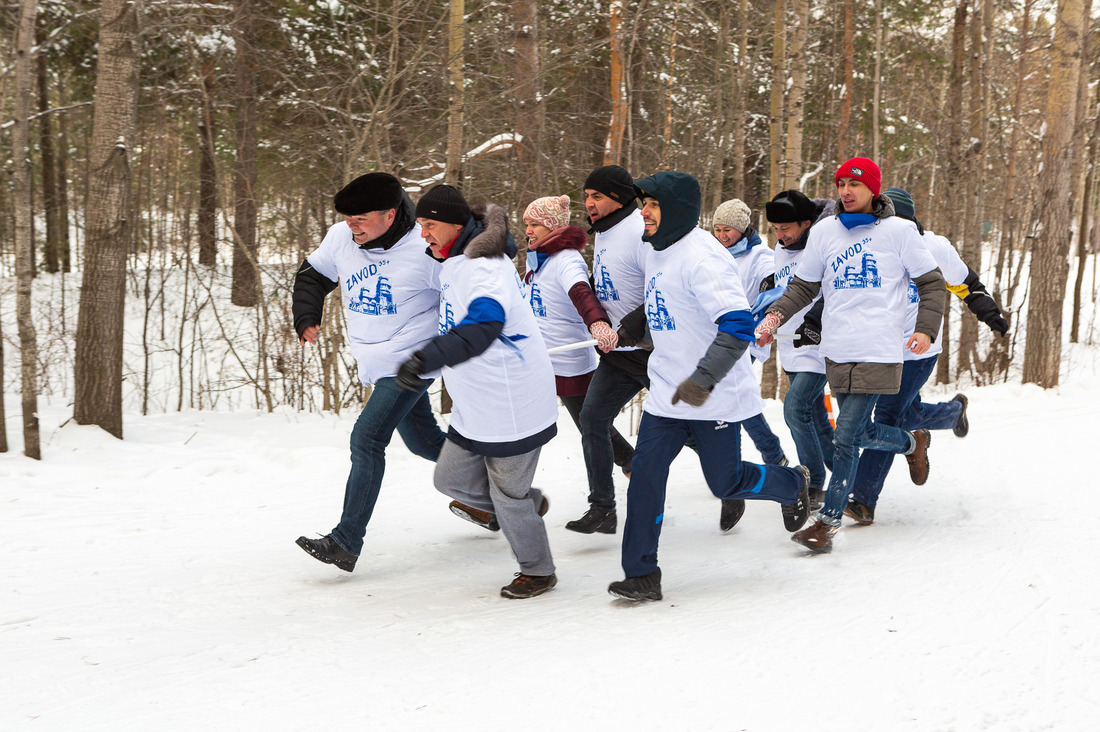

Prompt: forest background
[{"left": 0, "top": 0, "right": 1097, "bottom": 457}]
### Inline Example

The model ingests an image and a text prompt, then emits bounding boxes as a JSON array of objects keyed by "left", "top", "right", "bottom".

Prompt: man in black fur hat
[{"left": 293, "top": 172, "right": 446, "bottom": 574}]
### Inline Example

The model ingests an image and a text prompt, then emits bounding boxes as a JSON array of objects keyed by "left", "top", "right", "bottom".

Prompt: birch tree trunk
[
  {"left": 74, "top": 0, "right": 141, "bottom": 439},
  {"left": 784, "top": 0, "right": 808, "bottom": 189},
  {"left": 1023, "top": 0, "right": 1086, "bottom": 387},
  {"left": 13, "top": 0, "right": 41, "bottom": 458}
]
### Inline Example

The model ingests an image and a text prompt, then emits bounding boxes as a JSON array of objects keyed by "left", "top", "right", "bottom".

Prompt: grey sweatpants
[{"left": 434, "top": 439, "right": 555, "bottom": 577}]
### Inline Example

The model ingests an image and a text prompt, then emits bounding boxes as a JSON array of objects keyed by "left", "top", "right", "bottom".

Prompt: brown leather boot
[
  {"left": 905, "top": 429, "right": 931, "bottom": 485},
  {"left": 792, "top": 519, "right": 837, "bottom": 553}
]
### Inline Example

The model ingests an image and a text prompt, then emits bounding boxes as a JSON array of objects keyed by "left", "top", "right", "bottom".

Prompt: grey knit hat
[{"left": 713, "top": 199, "right": 751, "bottom": 232}]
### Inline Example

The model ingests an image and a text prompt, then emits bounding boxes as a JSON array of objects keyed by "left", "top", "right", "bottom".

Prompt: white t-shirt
[
  {"left": 773, "top": 244, "right": 826, "bottom": 375},
  {"left": 643, "top": 228, "right": 765, "bottom": 422},
  {"left": 438, "top": 254, "right": 558, "bottom": 443},
  {"left": 731, "top": 243, "right": 775, "bottom": 362},
  {"left": 306, "top": 222, "right": 440, "bottom": 386},
  {"left": 798, "top": 215, "right": 939, "bottom": 364},
  {"left": 592, "top": 209, "right": 646, "bottom": 351},
  {"left": 901, "top": 225, "right": 970, "bottom": 361},
  {"left": 524, "top": 250, "right": 598, "bottom": 377}
]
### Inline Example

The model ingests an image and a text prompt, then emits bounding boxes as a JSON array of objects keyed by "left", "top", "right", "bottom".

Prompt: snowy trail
[{"left": 3, "top": 374, "right": 1099, "bottom": 730}]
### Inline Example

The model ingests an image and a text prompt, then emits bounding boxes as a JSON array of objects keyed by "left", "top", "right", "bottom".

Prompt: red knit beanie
[{"left": 834, "top": 157, "right": 881, "bottom": 197}]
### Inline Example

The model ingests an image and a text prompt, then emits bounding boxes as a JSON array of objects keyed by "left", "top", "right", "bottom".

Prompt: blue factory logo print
[
  {"left": 645, "top": 273, "right": 675, "bottom": 331},
  {"left": 349, "top": 276, "right": 397, "bottom": 316},
  {"left": 527, "top": 283, "right": 547, "bottom": 317},
  {"left": 907, "top": 280, "right": 919, "bottom": 304},
  {"left": 829, "top": 238, "right": 881, "bottom": 289},
  {"left": 593, "top": 253, "right": 619, "bottom": 302},
  {"left": 439, "top": 300, "right": 456, "bottom": 334}
]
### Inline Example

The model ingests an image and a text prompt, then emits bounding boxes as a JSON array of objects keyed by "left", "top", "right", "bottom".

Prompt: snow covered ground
[{"left": 3, "top": 348, "right": 1100, "bottom": 731}]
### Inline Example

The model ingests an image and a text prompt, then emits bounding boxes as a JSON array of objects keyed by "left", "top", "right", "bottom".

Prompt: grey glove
[{"left": 671, "top": 378, "right": 712, "bottom": 407}]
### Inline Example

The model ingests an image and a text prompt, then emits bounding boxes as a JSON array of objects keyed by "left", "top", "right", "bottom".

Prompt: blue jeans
[
  {"left": 621, "top": 412, "right": 805, "bottom": 577},
  {"left": 819, "top": 391, "right": 913, "bottom": 526},
  {"left": 851, "top": 355, "right": 962, "bottom": 508},
  {"left": 740, "top": 413, "right": 786, "bottom": 464},
  {"left": 331, "top": 377, "right": 446, "bottom": 555},
  {"left": 783, "top": 371, "right": 835, "bottom": 491},
  {"left": 579, "top": 361, "right": 648, "bottom": 510}
]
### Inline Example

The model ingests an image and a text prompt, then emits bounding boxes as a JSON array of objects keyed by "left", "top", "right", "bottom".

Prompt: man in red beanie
[{"left": 755, "top": 157, "right": 946, "bottom": 554}]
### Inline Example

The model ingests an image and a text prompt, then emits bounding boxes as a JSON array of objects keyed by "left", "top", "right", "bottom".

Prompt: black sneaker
[
  {"left": 844, "top": 499, "right": 875, "bottom": 525},
  {"left": 565, "top": 505, "right": 617, "bottom": 534},
  {"left": 952, "top": 393, "right": 969, "bottom": 437},
  {"left": 777, "top": 455, "right": 790, "bottom": 467},
  {"left": 719, "top": 499, "right": 746, "bottom": 532},
  {"left": 808, "top": 487, "right": 826, "bottom": 512},
  {"left": 781, "top": 465, "right": 812, "bottom": 532},
  {"left": 296, "top": 534, "right": 357, "bottom": 572},
  {"left": 608, "top": 569, "right": 662, "bottom": 601},
  {"left": 501, "top": 572, "right": 557, "bottom": 599}
]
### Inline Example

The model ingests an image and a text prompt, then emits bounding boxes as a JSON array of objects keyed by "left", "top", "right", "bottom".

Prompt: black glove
[
  {"left": 794, "top": 321, "right": 821, "bottom": 348},
  {"left": 395, "top": 352, "right": 426, "bottom": 391},
  {"left": 616, "top": 306, "right": 647, "bottom": 349},
  {"left": 965, "top": 293, "right": 1010, "bottom": 337},
  {"left": 671, "top": 378, "right": 712, "bottom": 407}
]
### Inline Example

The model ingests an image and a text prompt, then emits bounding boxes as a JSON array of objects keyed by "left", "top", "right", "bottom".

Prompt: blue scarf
[
  {"left": 526, "top": 249, "right": 550, "bottom": 275},
  {"left": 838, "top": 213, "right": 877, "bottom": 230}
]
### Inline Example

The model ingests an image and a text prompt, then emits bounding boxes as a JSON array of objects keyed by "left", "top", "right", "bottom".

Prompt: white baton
[{"left": 547, "top": 339, "right": 599, "bottom": 354}]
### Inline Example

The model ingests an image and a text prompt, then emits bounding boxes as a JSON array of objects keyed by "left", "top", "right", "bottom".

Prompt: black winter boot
[
  {"left": 608, "top": 569, "right": 662, "bottom": 601},
  {"left": 296, "top": 534, "right": 357, "bottom": 572},
  {"left": 565, "top": 505, "right": 617, "bottom": 534},
  {"left": 952, "top": 393, "right": 969, "bottom": 438},
  {"left": 719, "top": 499, "right": 746, "bottom": 532},
  {"left": 781, "top": 465, "right": 812, "bottom": 532}
]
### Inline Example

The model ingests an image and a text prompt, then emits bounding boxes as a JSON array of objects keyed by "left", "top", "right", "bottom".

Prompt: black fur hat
[
  {"left": 333, "top": 173, "right": 406, "bottom": 216},
  {"left": 765, "top": 189, "right": 817, "bottom": 224}
]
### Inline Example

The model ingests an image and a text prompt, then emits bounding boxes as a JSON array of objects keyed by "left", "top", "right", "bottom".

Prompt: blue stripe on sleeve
[
  {"left": 457, "top": 297, "right": 505, "bottom": 328},
  {"left": 716, "top": 310, "right": 756, "bottom": 342}
]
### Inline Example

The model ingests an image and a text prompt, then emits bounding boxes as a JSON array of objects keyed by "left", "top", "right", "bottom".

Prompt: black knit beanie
[
  {"left": 583, "top": 165, "right": 636, "bottom": 205},
  {"left": 415, "top": 184, "right": 471, "bottom": 225},
  {"left": 334, "top": 172, "right": 406, "bottom": 216},
  {"left": 765, "top": 189, "right": 817, "bottom": 224}
]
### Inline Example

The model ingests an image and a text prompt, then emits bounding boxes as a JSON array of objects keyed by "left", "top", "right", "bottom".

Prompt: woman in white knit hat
[
  {"left": 710, "top": 198, "right": 790, "bottom": 532},
  {"left": 521, "top": 194, "right": 634, "bottom": 476}
]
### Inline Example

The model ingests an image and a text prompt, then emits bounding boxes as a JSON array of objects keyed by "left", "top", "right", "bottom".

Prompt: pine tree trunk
[
  {"left": 198, "top": 58, "right": 218, "bottom": 267},
  {"left": 513, "top": 0, "right": 541, "bottom": 208},
  {"left": 36, "top": 20, "right": 63, "bottom": 275},
  {"left": 937, "top": 0, "right": 970, "bottom": 386},
  {"left": 13, "top": 0, "right": 41, "bottom": 458},
  {"left": 1023, "top": 0, "right": 1086, "bottom": 388},
  {"left": 729, "top": 0, "right": 748, "bottom": 200},
  {"left": 604, "top": 0, "right": 627, "bottom": 165},
  {"left": 837, "top": 0, "right": 854, "bottom": 161},
  {"left": 445, "top": 0, "right": 465, "bottom": 184},
  {"left": 230, "top": 0, "right": 259, "bottom": 307},
  {"left": 74, "top": 0, "right": 140, "bottom": 440}
]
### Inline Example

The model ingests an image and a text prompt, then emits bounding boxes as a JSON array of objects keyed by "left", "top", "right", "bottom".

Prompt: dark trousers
[
  {"left": 561, "top": 394, "right": 634, "bottom": 475},
  {"left": 620, "top": 412, "right": 805, "bottom": 578}
]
